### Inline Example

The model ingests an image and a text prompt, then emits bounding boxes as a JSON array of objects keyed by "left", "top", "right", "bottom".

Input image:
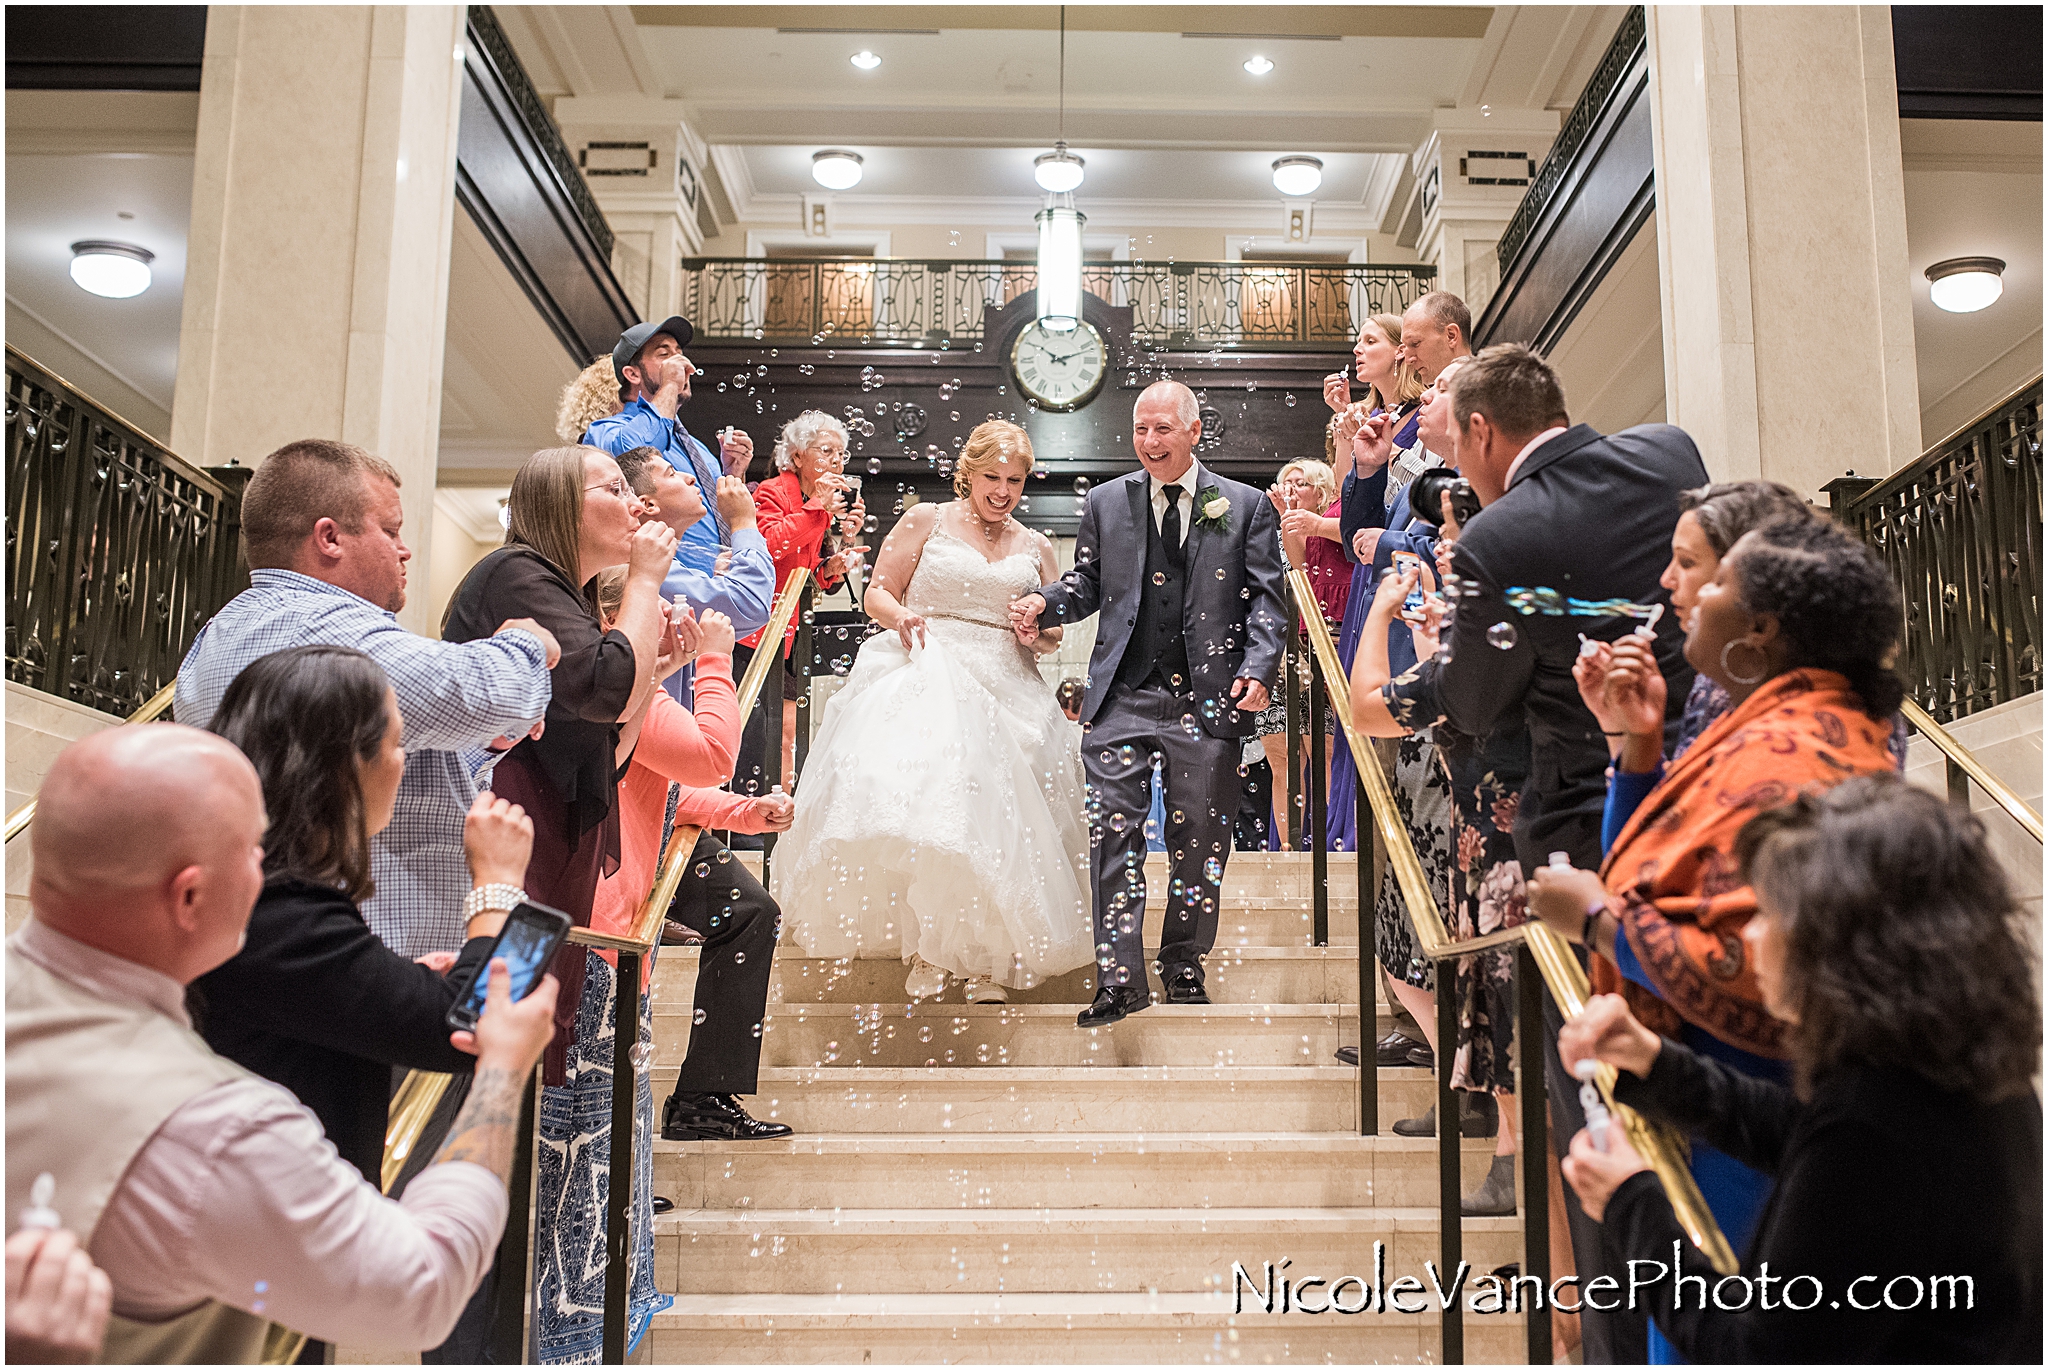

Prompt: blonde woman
[
  {"left": 555, "top": 354, "right": 623, "bottom": 443},
  {"left": 1256, "top": 453, "right": 1345, "bottom": 848},
  {"left": 772, "top": 421, "right": 1092, "bottom": 1004}
]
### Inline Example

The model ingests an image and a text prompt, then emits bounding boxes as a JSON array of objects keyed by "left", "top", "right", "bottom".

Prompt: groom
[{"left": 1011, "top": 380, "right": 1288, "bottom": 1026}]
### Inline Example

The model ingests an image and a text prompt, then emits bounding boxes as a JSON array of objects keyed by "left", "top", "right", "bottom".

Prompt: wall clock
[{"left": 1009, "top": 319, "right": 1108, "bottom": 412}]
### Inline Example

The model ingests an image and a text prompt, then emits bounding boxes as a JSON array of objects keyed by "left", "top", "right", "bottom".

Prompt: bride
[{"left": 772, "top": 420, "right": 1093, "bottom": 1003}]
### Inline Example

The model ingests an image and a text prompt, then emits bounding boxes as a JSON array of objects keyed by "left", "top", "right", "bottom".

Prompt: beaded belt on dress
[{"left": 918, "top": 609, "right": 1010, "bottom": 631}]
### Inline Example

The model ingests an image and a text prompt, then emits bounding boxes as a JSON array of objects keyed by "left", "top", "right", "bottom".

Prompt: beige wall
[
  {"left": 1902, "top": 692, "right": 2043, "bottom": 951},
  {"left": 4, "top": 684, "right": 122, "bottom": 934},
  {"left": 425, "top": 500, "right": 502, "bottom": 632}
]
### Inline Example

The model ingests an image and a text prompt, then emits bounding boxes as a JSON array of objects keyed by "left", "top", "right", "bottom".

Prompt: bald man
[
  {"left": 6, "top": 725, "right": 557, "bottom": 1362},
  {"left": 1011, "top": 380, "right": 1287, "bottom": 1025}
]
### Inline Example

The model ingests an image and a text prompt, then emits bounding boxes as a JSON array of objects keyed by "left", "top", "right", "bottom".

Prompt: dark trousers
[
  {"left": 665, "top": 829, "right": 779, "bottom": 1097},
  {"left": 729, "top": 643, "right": 771, "bottom": 801},
  {"left": 1085, "top": 678, "right": 1239, "bottom": 988},
  {"left": 1234, "top": 755, "right": 1273, "bottom": 851}
]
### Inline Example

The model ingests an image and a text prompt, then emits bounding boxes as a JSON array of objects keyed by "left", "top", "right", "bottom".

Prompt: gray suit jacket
[{"left": 1035, "top": 463, "right": 1288, "bottom": 738}]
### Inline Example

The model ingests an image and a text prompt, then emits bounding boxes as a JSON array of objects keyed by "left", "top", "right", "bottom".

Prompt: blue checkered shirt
[{"left": 174, "top": 570, "right": 553, "bottom": 957}]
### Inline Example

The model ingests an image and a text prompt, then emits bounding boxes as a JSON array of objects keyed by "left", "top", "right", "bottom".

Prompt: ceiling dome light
[
  {"left": 1926, "top": 256, "right": 2005, "bottom": 313},
  {"left": 1243, "top": 54, "right": 1274, "bottom": 75},
  {"left": 68, "top": 240, "right": 153, "bottom": 299},
  {"left": 1034, "top": 142, "right": 1085, "bottom": 194},
  {"left": 811, "top": 150, "right": 864, "bottom": 190},
  {"left": 849, "top": 49, "right": 880, "bottom": 70},
  {"left": 1271, "top": 156, "right": 1323, "bottom": 198}
]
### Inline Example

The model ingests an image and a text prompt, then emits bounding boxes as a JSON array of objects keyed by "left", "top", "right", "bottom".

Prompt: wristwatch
[{"left": 463, "top": 883, "right": 526, "bottom": 921}]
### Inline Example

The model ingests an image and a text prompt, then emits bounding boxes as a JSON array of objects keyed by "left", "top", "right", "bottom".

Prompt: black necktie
[{"left": 1160, "top": 485, "right": 1184, "bottom": 570}]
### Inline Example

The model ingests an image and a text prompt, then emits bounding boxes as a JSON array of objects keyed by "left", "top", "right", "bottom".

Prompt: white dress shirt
[
  {"left": 1148, "top": 463, "right": 1204, "bottom": 544},
  {"left": 13, "top": 920, "right": 506, "bottom": 1351}
]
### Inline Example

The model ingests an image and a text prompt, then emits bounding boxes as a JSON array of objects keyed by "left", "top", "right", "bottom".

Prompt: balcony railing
[
  {"left": 1828, "top": 376, "right": 2043, "bottom": 723},
  {"left": 466, "top": 5, "right": 613, "bottom": 261},
  {"left": 4, "top": 346, "right": 249, "bottom": 716},
  {"left": 678, "top": 258, "right": 1435, "bottom": 350}
]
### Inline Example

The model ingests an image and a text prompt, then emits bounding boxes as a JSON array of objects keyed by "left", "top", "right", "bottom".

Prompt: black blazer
[
  {"left": 1033, "top": 465, "right": 1288, "bottom": 738},
  {"left": 1414, "top": 423, "right": 1706, "bottom": 868},
  {"left": 1605, "top": 1041, "right": 2042, "bottom": 1363},
  {"left": 191, "top": 878, "right": 493, "bottom": 1184}
]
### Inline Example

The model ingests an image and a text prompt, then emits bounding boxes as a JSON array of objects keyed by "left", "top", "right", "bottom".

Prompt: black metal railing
[
  {"left": 466, "top": 5, "right": 613, "bottom": 260},
  {"left": 678, "top": 258, "right": 1436, "bottom": 351},
  {"left": 4, "top": 346, "right": 249, "bottom": 715},
  {"left": 1827, "top": 376, "right": 2043, "bottom": 723},
  {"left": 1495, "top": 6, "right": 1647, "bottom": 273}
]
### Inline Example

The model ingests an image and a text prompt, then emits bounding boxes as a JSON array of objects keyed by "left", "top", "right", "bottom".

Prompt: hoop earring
[{"left": 1720, "top": 639, "right": 1768, "bottom": 685}]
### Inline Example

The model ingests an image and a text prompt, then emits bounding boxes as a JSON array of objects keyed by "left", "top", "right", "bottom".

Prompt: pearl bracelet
[{"left": 463, "top": 883, "right": 526, "bottom": 922}]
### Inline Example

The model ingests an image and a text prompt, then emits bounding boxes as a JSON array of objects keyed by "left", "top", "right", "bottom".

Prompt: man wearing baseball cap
[{"left": 586, "top": 317, "right": 758, "bottom": 584}]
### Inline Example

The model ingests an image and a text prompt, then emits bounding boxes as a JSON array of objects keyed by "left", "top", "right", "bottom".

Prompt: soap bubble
[
  {"left": 1074, "top": 476, "right": 1091, "bottom": 495},
  {"left": 1487, "top": 622, "right": 1519, "bottom": 650},
  {"left": 1285, "top": 393, "right": 1297, "bottom": 407}
]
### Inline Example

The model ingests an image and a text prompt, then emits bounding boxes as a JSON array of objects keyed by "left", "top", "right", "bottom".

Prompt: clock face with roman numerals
[{"left": 1009, "top": 319, "right": 1108, "bottom": 412}]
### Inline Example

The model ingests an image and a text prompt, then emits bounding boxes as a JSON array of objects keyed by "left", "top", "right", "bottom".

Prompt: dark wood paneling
[
  {"left": 457, "top": 17, "right": 636, "bottom": 363},
  {"left": 5, "top": 6, "right": 205, "bottom": 91},
  {"left": 1893, "top": 6, "right": 2043, "bottom": 121},
  {"left": 1475, "top": 47, "right": 1653, "bottom": 355},
  {"left": 683, "top": 291, "right": 1345, "bottom": 537}
]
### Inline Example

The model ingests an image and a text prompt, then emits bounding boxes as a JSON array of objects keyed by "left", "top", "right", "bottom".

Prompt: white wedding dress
[{"left": 772, "top": 529, "right": 1093, "bottom": 989}]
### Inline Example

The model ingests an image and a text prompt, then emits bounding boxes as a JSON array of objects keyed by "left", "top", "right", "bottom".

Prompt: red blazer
[{"left": 742, "top": 471, "right": 846, "bottom": 652}]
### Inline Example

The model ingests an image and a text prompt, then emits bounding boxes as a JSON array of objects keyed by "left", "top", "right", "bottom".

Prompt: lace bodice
[{"left": 903, "top": 530, "right": 1040, "bottom": 630}]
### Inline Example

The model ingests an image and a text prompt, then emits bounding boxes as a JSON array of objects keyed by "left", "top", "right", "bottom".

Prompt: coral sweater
[{"left": 591, "top": 653, "right": 755, "bottom": 980}]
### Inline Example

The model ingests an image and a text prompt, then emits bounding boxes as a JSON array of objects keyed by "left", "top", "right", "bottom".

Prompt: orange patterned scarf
[{"left": 1590, "top": 669, "right": 1898, "bottom": 1057}]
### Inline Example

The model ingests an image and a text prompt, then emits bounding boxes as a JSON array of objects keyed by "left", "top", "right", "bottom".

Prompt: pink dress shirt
[{"left": 13, "top": 920, "right": 507, "bottom": 1351}]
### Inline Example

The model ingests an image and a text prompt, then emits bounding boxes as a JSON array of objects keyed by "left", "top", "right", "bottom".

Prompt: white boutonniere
[{"left": 1193, "top": 486, "right": 1231, "bottom": 531}]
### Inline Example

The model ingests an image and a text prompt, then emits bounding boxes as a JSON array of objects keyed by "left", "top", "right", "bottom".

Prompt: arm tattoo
[{"left": 433, "top": 1066, "right": 527, "bottom": 1178}]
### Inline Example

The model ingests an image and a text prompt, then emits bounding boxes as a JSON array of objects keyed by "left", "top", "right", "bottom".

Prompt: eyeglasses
[{"left": 584, "top": 478, "right": 631, "bottom": 501}]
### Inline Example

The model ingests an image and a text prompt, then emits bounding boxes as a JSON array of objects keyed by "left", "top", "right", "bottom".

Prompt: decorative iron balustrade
[
  {"left": 466, "top": 5, "right": 613, "bottom": 261},
  {"left": 677, "top": 258, "right": 1435, "bottom": 350},
  {"left": 1496, "top": 5, "right": 1647, "bottom": 273},
  {"left": 5, "top": 347, "right": 249, "bottom": 716},
  {"left": 1832, "top": 377, "right": 2042, "bottom": 723}
]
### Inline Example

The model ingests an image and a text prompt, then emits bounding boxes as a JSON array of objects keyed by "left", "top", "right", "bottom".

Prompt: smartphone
[
  {"left": 445, "top": 900, "right": 573, "bottom": 1033},
  {"left": 1391, "top": 551, "right": 1428, "bottom": 621},
  {"left": 1446, "top": 478, "right": 1482, "bottom": 529}
]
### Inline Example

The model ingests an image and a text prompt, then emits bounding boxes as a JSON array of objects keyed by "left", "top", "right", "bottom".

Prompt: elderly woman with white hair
[{"left": 738, "top": 410, "right": 870, "bottom": 793}]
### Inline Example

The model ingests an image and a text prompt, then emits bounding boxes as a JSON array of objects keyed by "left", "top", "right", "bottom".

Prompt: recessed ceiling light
[
  {"left": 1926, "top": 256, "right": 2005, "bottom": 313},
  {"left": 1034, "top": 142, "right": 1086, "bottom": 193},
  {"left": 811, "top": 149, "right": 864, "bottom": 190},
  {"left": 1243, "top": 55, "right": 1274, "bottom": 75},
  {"left": 1271, "top": 156, "right": 1323, "bottom": 197},
  {"left": 69, "top": 240, "right": 153, "bottom": 299},
  {"left": 850, "top": 49, "right": 881, "bottom": 70}
]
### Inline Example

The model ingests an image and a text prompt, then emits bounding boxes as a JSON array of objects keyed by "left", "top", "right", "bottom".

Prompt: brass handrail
[
  {"left": 3, "top": 680, "right": 179, "bottom": 844},
  {"left": 1901, "top": 699, "right": 2043, "bottom": 844},
  {"left": 1288, "top": 567, "right": 1739, "bottom": 1275}
]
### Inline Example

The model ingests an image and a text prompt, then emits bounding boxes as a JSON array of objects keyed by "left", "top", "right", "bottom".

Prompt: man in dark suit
[
  {"left": 1010, "top": 380, "right": 1288, "bottom": 1026},
  {"left": 1365, "top": 343, "right": 1706, "bottom": 1363}
]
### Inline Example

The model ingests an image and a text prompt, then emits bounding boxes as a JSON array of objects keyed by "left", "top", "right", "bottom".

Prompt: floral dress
[{"left": 1436, "top": 725, "right": 1534, "bottom": 1095}]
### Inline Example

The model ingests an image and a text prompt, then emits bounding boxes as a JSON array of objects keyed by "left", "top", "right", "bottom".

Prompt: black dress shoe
[
  {"left": 661, "top": 920, "right": 704, "bottom": 946},
  {"left": 1161, "top": 967, "right": 1209, "bottom": 1005},
  {"left": 1405, "top": 1042, "right": 1436, "bottom": 1071},
  {"left": 1390, "top": 1093, "right": 1499, "bottom": 1139},
  {"left": 652, "top": 1196, "right": 675, "bottom": 1215},
  {"left": 661, "top": 1092, "right": 793, "bottom": 1141},
  {"left": 1075, "top": 985, "right": 1149, "bottom": 1027},
  {"left": 1334, "top": 1045, "right": 1360, "bottom": 1066},
  {"left": 1378, "top": 1030, "right": 1428, "bottom": 1067}
]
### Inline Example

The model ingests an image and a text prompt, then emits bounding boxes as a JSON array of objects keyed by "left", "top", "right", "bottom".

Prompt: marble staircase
[{"left": 634, "top": 852, "right": 1527, "bottom": 1363}]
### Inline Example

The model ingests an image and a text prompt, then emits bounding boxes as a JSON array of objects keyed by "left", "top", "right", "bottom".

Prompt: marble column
[
  {"left": 171, "top": 5, "right": 464, "bottom": 634},
  {"left": 1648, "top": 6, "right": 1920, "bottom": 496},
  {"left": 1413, "top": 109, "right": 1559, "bottom": 320}
]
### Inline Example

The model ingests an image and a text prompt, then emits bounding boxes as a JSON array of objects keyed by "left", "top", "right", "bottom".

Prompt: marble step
[
  {"left": 635, "top": 1291, "right": 1524, "bottom": 1365},
  {"left": 653, "top": 1131, "right": 1504, "bottom": 1212},
  {"left": 652, "top": 1205, "right": 1523, "bottom": 1297},
  {"left": 650, "top": 1002, "right": 1392, "bottom": 1070},
  {"left": 733, "top": 945, "right": 1378, "bottom": 1007},
  {"left": 736, "top": 849, "right": 1360, "bottom": 903},
  {"left": 728, "top": 1066, "right": 1436, "bottom": 1135}
]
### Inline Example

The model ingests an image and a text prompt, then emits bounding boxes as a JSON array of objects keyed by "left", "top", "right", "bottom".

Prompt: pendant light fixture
[{"left": 1036, "top": 5, "right": 1085, "bottom": 333}]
